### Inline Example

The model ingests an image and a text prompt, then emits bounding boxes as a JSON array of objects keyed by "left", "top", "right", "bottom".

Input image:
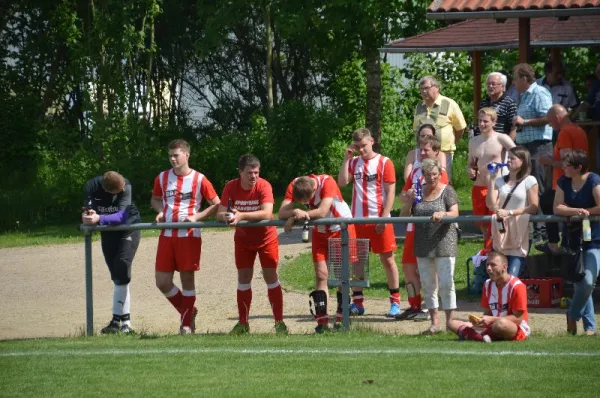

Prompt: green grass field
[
  {"left": 1, "top": 187, "right": 597, "bottom": 396},
  {"left": 281, "top": 240, "right": 486, "bottom": 300},
  {"left": 1, "top": 334, "right": 599, "bottom": 396}
]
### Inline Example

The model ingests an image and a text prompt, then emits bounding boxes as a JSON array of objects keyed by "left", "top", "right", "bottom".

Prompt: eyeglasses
[
  {"left": 420, "top": 86, "right": 435, "bottom": 91},
  {"left": 487, "top": 82, "right": 502, "bottom": 87}
]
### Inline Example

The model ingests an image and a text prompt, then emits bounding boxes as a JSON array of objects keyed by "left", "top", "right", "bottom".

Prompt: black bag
[
  {"left": 564, "top": 243, "right": 585, "bottom": 283},
  {"left": 563, "top": 220, "right": 585, "bottom": 283}
]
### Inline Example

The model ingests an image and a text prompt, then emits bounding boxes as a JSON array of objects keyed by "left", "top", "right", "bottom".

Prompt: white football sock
[{"left": 113, "top": 284, "right": 131, "bottom": 324}]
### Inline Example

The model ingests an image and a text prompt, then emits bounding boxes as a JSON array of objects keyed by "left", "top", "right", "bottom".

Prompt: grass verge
[
  {"left": 280, "top": 239, "right": 486, "bottom": 300},
  {"left": 1, "top": 334, "right": 599, "bottom": 396}
]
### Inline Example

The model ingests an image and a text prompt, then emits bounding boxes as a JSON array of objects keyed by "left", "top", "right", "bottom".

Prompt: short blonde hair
[
  {"left": 352, "top": 128, "right": 372, "bottom": 141},
  {"left": 479, "top": 107, "right": 498, "bottom": 122},
  {"left": 421, "top": 158, "right": 442, "bottom": 175}
]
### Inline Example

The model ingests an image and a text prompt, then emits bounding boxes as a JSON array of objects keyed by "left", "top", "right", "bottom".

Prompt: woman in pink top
[{"left": 486, "top": 146, "right": 539, "bottom": 276}]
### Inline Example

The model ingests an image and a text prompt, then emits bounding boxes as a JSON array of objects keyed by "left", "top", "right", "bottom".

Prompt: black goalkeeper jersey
[{"left": 83, "top": 176, "right": 141, "bottom": 228}]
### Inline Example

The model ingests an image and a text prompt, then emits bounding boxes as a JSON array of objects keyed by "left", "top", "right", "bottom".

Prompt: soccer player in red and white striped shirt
[
  {"left": 338, "top": 128, "right": 401, "bottom": 318},
  {"left": 279, "top": 174, "right": 356, "bottom": 333},
  {"left": 151, "top": 139, "right": 220, "bottom": 334},
  {"left": 448, "top": 251, "right": 530, "bottom": 342}
]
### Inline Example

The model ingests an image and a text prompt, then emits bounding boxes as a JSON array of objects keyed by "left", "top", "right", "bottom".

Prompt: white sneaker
[
  {"left": 180, "top": 326, "right": 193, "bottom": 335},
  {"left": 482, "top": 334, "right": 492, "bottom": 343}
]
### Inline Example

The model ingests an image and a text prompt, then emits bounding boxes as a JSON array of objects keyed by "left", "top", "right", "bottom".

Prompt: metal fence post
[
  {"left": 84, "top": 230, "right": 94, "bottom": 336},
  {"left": 340, "top": 224, "right": 350, "bottom": 330}
]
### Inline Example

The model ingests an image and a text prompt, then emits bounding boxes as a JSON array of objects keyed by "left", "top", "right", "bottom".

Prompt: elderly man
[
  {"left": 413, "top": 76, "right": 467, "bottom": 182},
  {"left": 478, "top": 72, "right": 517, "bottom": 141},
  {"left": 537, "top": 61, "right": 579, "bottom": 111},
  {"left": 511, "top": 63, "right": 553, "bottom": 243},
  {"left": 576, "top": 62, "right": 600, "bottom": 168},
  {"left": 537, "top": 104, "right": 589, "bottom": 254}
]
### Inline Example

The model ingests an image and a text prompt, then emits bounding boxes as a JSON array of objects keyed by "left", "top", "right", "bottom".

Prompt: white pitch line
[{"left": 2, "top": 347, "right": 600, "bottom": 358}]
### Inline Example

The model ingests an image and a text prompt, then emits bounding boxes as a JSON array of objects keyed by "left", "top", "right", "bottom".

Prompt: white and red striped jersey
[
  {"left": 284, "top": 174, "right": 352, "bottom": 233},
  {"left": 348, "top": 154, "right": 396, "bottom": 218},
  {"left": 482, "top": 276, "right": 530, "bottom": 336},
  {"left": 152, "top": 169, "right": 218, "bottom": 238}
]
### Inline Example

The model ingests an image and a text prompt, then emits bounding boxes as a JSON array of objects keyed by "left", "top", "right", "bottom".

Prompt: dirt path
[{"left": 0, "top": 229, "right": 593, "bottom": 339}]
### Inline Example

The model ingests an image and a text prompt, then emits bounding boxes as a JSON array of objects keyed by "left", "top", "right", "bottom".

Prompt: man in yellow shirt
[{"left": 413, "top": 76, "right": 467, "bottom": 182}]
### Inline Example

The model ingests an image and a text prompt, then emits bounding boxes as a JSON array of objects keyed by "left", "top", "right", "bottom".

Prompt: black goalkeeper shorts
[{"left": 100, "top": 230, "right": 141, "bottom": 285}]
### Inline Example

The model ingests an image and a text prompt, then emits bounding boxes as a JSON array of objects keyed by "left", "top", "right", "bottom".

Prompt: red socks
[
  {"left": 180, "top": 290, "right": 196, "bottom": 327},
  {"left": 165, "top": 286, "right": 183, "bottom": 313},
  {"left": 237, "top": 286, "right": 252, "bottom": 325},
  {"left": 458, "top": 325, "right": 484, "bottom": 342},
  {"left": 267, "top": 282, "right": 284, "bottom": 322},
  {"left": 408, "top": 295, "right": 422, "bottom": 311},
  {"left": 352, "top": 291, "right": 364, "bottom": 308}
]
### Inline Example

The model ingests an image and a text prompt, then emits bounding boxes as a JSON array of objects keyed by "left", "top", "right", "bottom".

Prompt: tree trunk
[
  {"left": 365, "top": 46, "right": 382, "bottom": 153},
  {"left": 265, "top": 3, "right": 273, "bottom": 112},
  {"left": 89, "top": 0, "right": 105, "bottom": 120},
  {"left": 145, "top": 14, "right": 155, "bottom": 123}
]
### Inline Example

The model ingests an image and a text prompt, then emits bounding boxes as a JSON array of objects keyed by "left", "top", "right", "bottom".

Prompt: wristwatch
[
  {"left": 509, "top": 210, "right": 514, "bottom": 216},
  {"left": 523, "top": 119, "right": 530, "bottom": 126}
]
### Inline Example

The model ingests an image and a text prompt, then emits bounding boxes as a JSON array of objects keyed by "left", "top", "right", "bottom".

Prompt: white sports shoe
[
  {"left": 180, "top": 326, "right": 193, "bottom": 335},
  {"left": 482, "top": 334, "right": 492, "bottom": 343}
]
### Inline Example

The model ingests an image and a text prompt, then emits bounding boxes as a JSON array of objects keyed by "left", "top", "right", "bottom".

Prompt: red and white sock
[
  {"left": 267, "top": 281, "right": 284, "bottom": 323},
  {"left": 165, "top": 285, "right": 183, "bottom": 314},
  {"left": 389, "top": 289, "right": 401, "bottom": 305},
  {"left": 352, "top": 291, "right": 364, "bottom": 308},
  {"left": 237, "top": 283, "right": 252, "bottom": 325},
  {"left": 316, "top": 314, "right": 329, "bottom": 326},
  {"left": 180, "top": 289, "right": 196, "bottom": 327},
  {"left": 458, "top": 325, "right": 484, "bottom": 342}
]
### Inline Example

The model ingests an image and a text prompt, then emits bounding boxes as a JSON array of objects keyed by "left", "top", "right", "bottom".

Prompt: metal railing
[{"left": 80, "top": 214, "right": 596, "bottom": 336}]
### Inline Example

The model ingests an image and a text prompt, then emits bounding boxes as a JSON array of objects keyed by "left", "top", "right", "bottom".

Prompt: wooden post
[
  {"left": 550, "top": 48, "right": 561, "bottom": 63},
  {"left": 551, "top": 48, "right": 561, "bottom": 71},
  {"left": 518, "top": 18, "right": 531, "bottom": 63},
  {"left": 472, "top": 51, "right": 482, "bottom": 123}
]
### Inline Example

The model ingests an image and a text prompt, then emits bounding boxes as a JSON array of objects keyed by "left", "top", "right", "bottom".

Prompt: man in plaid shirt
[{"left": 511, "top": 63, "right": 553, "bottom": 242}]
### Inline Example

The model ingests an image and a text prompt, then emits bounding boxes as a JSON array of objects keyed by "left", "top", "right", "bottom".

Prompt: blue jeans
[
  {"left": 581, "top": 299, "right": 596, "bottom": 332},
  {"left": 567, "top": 248, "right": 600, "bottom": 332},
  {"left": 507, "top": 255, "right": 526, "bottom": 277}
]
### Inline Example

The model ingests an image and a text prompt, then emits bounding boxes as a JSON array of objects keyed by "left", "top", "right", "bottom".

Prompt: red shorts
[
  {"left": 355, "top": 223, "right": 396, "bottom": 254},
  {"left": 513, "top": 327, "right": 527, "bottom": 341},
  {"left": 472, "top": 185, "right": 493, "bottom": 227},
  {"left": 483, "top": 324, "right": 528, "bottom": 341},
  {"left": 235, "top": 238, "right": 279, "bottom": 269},
  {"left": 312, "top": 225, "right": 357, "bottom": 263},
  {"left": 155, "top": 235, "right": 201, "bottom": 272},
  {"left": 401, "top": 227, "right": 417, "bottom": 264}
]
